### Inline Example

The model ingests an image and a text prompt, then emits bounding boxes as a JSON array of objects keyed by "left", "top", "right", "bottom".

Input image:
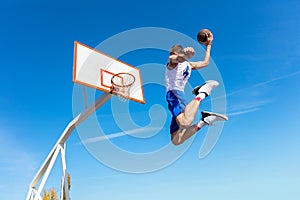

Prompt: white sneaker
[
  {"left": 192, "top": 80, "right": 219, "bottom": 97},
  {"left": 201, "top": 111, "right": 228, "bottom": 125}
]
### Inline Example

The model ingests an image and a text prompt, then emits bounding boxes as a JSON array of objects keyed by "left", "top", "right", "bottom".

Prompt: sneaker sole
[
  {"left": 202, "top": 111, "right": 229, "bottom": 121},
  {"left": 192, "top": 80, "right": 219, "bottom": 96},
  {"left": 192, "top": 83, "right": 206, "bottom": 95}
]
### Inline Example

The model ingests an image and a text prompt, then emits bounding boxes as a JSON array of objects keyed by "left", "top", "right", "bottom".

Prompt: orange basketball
[{"left": 197, "top": 29, "right": 212, "bottom": 45}]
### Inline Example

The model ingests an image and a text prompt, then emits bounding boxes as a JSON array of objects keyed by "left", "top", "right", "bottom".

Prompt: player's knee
[
  {"left": 172, "top": 141, "right": 181, "bottom": 146},
  {"left": 171, "top": 133, "right": 183, "bottom": 146},
  {"left": 171, "top": 138, "right": 182, "bottom": 146},
  {"left": 177, "top": 118, "right": 192, "bottom": 129}
]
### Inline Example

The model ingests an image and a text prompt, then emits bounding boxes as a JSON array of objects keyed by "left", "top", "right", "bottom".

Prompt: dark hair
[{"left": 170, "top": 44, "right": 184, "bottom": 54}]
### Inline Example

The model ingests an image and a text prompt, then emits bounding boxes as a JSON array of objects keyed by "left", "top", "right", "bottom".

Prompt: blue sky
[{"left": 1, "top": 0, "right": 300, "bottom": 199}]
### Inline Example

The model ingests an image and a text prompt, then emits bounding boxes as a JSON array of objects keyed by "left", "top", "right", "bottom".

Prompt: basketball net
[{"left": 111, "top": 73, "right": 135, "bottom": 102}]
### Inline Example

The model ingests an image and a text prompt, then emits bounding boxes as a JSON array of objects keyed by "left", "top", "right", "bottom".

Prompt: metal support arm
[{"left": 26, "top": 93, "right": 112, "bottom": 200}]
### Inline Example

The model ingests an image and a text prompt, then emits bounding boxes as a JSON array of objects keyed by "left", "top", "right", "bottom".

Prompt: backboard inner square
[{"left": 100, "top": 69, "right": 123, "bottom": 89}]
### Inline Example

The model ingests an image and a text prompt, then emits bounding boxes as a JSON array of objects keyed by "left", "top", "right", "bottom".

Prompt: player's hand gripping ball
[{"left": 197, "top": 29, "right": 213, "bottom": 45}]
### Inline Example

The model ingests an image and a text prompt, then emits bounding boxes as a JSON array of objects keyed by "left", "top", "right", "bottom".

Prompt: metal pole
[{"left": 26, "top": 93, "right": 112, "bottom": 200}]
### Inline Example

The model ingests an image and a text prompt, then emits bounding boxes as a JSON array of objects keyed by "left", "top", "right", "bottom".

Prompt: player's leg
[
  {"left": 171, "top": 125, "right": 199, "bottom": 145},
  {"left": 175, "top": 98, "right": 202, "bottom": 128},
  {"left": 176, "top": 80, "right": 219, "bottom": 128},
  {"left": 171, "top": 111, "right": 228, "bottom": 145}
]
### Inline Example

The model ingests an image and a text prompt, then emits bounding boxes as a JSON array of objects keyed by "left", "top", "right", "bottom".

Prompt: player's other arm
[
  {"left": 190, "top": 33, "right": 213, "bottom": 70},
  {"left": 168, "top": 47, "right": 195, "bottom": 69}
]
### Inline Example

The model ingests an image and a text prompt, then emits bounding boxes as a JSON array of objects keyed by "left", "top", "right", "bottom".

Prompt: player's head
[{"left": 170, "top": 44, "right": 184, "bottom": 55}]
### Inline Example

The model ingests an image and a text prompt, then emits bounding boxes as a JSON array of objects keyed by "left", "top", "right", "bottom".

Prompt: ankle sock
[
  {"left": 194, "top": 120, "right": 207, "bottom": 131},
  {"left": 195, "top": 93, "right": 206, "bottom": 101}
]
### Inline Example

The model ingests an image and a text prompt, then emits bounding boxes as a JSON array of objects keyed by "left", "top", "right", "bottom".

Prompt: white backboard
[{"left": 73, "top": 41, "right": 145, "bottom": 104}]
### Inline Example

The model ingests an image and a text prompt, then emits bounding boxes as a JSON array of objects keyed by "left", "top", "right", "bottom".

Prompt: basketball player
[{"left": 165, "top": 33, "right": 228, "bottom": 145}]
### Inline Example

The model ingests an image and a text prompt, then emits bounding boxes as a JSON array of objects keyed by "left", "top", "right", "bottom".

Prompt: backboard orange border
[{"left": 73, "top": 41, "right": 145, "bottom": 104}]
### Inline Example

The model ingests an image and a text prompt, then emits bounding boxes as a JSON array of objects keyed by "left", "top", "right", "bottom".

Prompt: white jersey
[{"left": 165, "top": 61, "right": 192, "bottom": 92}]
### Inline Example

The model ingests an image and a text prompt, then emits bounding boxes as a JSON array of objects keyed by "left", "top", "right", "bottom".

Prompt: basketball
[{"left": 197, "top": 29, "right": 212, "bottom": 45}]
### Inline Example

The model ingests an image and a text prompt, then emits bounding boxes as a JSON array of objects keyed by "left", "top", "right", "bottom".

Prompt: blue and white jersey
[{"left": 165, "top": 61, "right": 192, "bottom": 92}]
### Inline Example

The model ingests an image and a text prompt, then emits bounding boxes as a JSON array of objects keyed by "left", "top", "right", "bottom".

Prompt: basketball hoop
[{"left": 111, "top": 72, "right": 135, "bottom": 101}]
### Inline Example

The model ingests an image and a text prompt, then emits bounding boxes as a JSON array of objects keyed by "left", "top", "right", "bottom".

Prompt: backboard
[{"left": 73, "top": 41, "right": 145, "bottom": 104}]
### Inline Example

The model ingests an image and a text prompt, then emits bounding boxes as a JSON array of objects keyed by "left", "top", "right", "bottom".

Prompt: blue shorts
[{"left": 166, "top": 90, "right": 188, "bottom": 134}]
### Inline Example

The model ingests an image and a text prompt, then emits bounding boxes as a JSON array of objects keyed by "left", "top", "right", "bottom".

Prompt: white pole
[
  {"left": 81, "top": 86, "right": 88, "bottom": 109},
  {"left": 26, "top": 93, "right": 112, "bottom": 200},
  {"left": 33, "top": 146, "right": 60, "bottom": 200},
  {"left": 60, "top": 144, "right": 70, "bottom": 200}
]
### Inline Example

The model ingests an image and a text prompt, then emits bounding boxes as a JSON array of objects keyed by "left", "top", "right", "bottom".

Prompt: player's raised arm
[{"left": 190, "top": 30, "right": 213, "bottom": 70}]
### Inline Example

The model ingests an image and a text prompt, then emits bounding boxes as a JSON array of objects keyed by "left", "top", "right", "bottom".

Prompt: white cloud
[
  {"left": 247, "top": 69, "right": 300, "bottom": 88},
  {"left": 213, "top": 69, "right": 300, "bottom": 101},
  {"left": 227, "top": 107, "right": 261, "bottom": 117},
  {"left": 211, "top": 70, "right": 300, "bottom": 118},
  {"left": 79, "top": 126, "right": 162, "bottom": 145},
  {"left": 0, "top": 129, "right": 38, "bottom": 200},
  {"left": 0, "top": 130, "right": 37, "bottom": 178},
  {"left": 228, "top": 98, "right": 271, "bottom": 111}
]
